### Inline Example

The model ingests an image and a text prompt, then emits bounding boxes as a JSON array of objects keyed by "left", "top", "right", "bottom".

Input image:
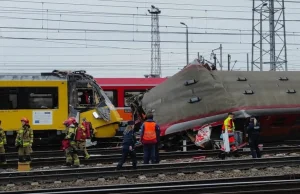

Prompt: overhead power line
[
  {"left": 5, "top": 0, "right": 300, "bottom": 12},
  {"left": 0, "top": 0, "right": 254, "bottom": 12},
  {"left": 1, "top": 26, "right": 300, "bottom": 37},
  {"left": 3, "top": 35, "right": 300, "bottom": 46},
  {"left": 1, "top": 10, "right": 300, "bottom": 23}
]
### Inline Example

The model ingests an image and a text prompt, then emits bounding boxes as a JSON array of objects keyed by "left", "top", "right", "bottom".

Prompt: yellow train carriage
[{"left": 0, "top": 70, "right": 122, "bottom": 146}]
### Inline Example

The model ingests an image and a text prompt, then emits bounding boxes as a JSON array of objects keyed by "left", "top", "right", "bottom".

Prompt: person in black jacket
[
  {"left": 116, "top": 120, "right": 137, "bottom": 170},
  {"left": 246, "top": 116, "right": 261, "bottom": 158}
]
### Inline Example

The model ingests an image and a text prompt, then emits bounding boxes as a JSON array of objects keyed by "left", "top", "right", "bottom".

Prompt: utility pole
[
  {"left": 198, "top": 52, "right": 200, "bottom": 60},
  {"left": 180, "top": 22, "right": 189, "bottom": 66},
  {"left": 259, "top": 3, "right": 265, "bottom": 71},
  {"left": 213, "top": 54, "right": 217, "bottom": 67},
  {"left": 228, "top": 54, "right": 231, "bottom": 71},
  {"left": 211, "top": 44, "right": 223, "bottom": 70},
  {"left": 247, "top": 53, "right": 249, "bottom": 71},
  {"left": 251, "top": 0, "right": 288, "bottom": 71},
  {"left": 220, "top": 44, "right": 223, "bottom": 71},
  {"left": 148, "top": 5, "right": 161, "bottom": 77}
]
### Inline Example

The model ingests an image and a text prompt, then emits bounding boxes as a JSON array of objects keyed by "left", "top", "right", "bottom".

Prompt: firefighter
[
  {"left": 0, "top": 120, "right": 7, "bottom": 165},
  {"left": 246, "top": 116, "right": 261, "bottom": 158},
  {"left": 140, "top": 113, "right": 160, "bottom": 164},
  {"left": 221, "top": 112, "right": 237, "bottom": 152},
  {"left": 76, "top": 122, "right": 89, "bottom": 159},
  {"left": 64, "top": 117, "right": 80, "bottom": 167},
  {"left": 62, "top": 119, "right": 71, "bottom": 151},
  {"left": 116, "top": 120, "right": 137, "bottom": 170},
  {"left": 15, "top": 117, "right": 33, "bottom": 162},
  {"left": 81, "top": 118, "right": 92, "bottom": 159}
]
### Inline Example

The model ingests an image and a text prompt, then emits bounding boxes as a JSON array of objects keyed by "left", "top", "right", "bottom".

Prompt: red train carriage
[{"left": 95, "top": 78, "right": 167, "bottom": 125}]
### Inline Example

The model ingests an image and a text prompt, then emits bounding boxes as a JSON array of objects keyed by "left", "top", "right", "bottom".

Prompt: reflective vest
[
  {"left": 65, "top": 126, "right": 77, "bottom": 145},
  {"left": 0, "top": 128, "right": 6, "bottom": 147},
  {"left": 15, "top": 126, "right": 33, "bottom": 147},
  {"left": 222, "top": 117, "right": 235, "bottom": 133},
  {"left": 142, "top": 121, "right": 157, "bottom": 144}
]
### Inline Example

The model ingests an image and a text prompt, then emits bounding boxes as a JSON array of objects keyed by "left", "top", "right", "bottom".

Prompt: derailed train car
[
  {"left": 129, "top": 60, "right": 300, "bottom": 149},
  {"left": 0, "top": 70, "right": 122, "bottom": 146}
]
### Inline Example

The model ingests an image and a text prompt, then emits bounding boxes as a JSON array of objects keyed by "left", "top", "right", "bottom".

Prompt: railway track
[
  {"left": 2, "top": 174, "right": 300, "bottom": 194},
  {"left": 5, "top": 145, "right": 300, "bottom": 159},
  {"left": 1, "top": 156, "right": 300, "bottom": 185},
  {"left": 3, "top": 146, "right": 300, "bottom": 168}
]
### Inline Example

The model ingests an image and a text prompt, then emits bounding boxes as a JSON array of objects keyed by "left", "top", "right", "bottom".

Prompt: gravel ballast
[{"left": 1, "top": 164, "right": 298, "bottom": 192}]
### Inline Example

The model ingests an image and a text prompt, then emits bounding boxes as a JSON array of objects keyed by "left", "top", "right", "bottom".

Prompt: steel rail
[
  {"left": 4, "top": 145, "right": 300, "bottom": 161},
  {"left": 1, "top": 156, "right": 300, "bottom": 185},
  {"left": 2, "top": 174, "right": 300, "bottom": 193},
  {"left": 3, "top": 146, "right": 300, "bottom": 168},
  {"left": 4, "top": 143, "right": 299, "bottom": 160}
]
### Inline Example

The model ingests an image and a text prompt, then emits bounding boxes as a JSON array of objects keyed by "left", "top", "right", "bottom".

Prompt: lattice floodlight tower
[
  {"left": 148, "top": 5, "right": 161, "bottom": 78},
  {"left": 251, "top": 0, "right": 288, "bottom": 71}
]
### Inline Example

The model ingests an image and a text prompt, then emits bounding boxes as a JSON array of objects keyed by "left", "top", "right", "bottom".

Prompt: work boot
[
  {"left": 25, "top": 155, "right": 31, "bottom": 162},
  {"left": 84, "top": 154, "right": 90, "bottom": 160},
  {"left": 73, "top": 156, "right": 80, "bottom": 168},
  {"left": 1, "top": 155, "right": 6, "bottom": 164},
  {"left": 0, "top": 155, "right": 6, "bottom": 165},
  {"left": 65, "top": 162, "right": 72, "bottom": 166},
  {"left": 116, "top": 161, "right": 124, "bottom": 170},
  {"left": 132, "top": 163, "right": 137, "bottom": 170},
  {"left": 18, "top": 156, "right": 25, "bottom": 162},
  {"left": 218, "top": 152, "right": 226, "bottom": 160},
  {"left": 116, "top": 166, "right": 122, "bottom": 171}
]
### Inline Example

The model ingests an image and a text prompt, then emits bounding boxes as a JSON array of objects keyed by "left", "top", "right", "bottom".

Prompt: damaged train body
[{"left": 129, "top": 60, "right": 300, "bottom": 149}]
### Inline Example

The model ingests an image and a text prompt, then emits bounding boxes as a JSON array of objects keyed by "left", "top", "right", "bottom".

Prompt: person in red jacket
[{"left": 140, "top": 113, "right": 160, "bottom": 164}]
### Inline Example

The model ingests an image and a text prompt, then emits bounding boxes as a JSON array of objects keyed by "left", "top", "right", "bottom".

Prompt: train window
[
  {"left": 0, "top": 88, "right": 17, "bottom": 109},
  {"left": 124, "top": 90, "right": 145, "bottom": 107},
  {"left": 104, "top": 90, "right": 117, "bottom": 107},
  {"left": 0, "top": 87, "right": 58, "bottom": 110},
  {"left": 26, "top": 87, "right": 58, "bottom": 109},
  {"left": 9, "top": 93, "right": 18, "bottom": 109},
  {"left": 93, "top": 90, "right": 100, "bottom": 105},
  {"left": 77, "top": 89, "right": 94, "bottom": 105}
]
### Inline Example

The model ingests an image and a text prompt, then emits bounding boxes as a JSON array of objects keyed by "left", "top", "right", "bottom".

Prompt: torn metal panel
[{"left": 140, "top": 59, "right": 300, "bottom": 136}]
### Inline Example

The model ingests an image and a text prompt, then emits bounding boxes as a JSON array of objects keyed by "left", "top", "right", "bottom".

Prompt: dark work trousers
[
  {"left": 155, "top": 143, "right": 160, "bottom": 163},
  {"left": 143, "top": 144, "right": 156, "bottom": 164},
  {"left": 117, "top": 145, "right": 137, "bottom": 169},
  {"left": 249, "top": 134, "right": 261, "bottom": 158}
]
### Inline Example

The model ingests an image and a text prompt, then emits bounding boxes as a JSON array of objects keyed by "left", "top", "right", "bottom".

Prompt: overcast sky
[{"left": 0, "top": 0, "right": 299, "bottom": 78}]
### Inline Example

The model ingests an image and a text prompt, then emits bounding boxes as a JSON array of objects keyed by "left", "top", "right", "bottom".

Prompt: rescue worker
[
  {"left": 116, "top": 120, "right": 137, "bottom": 170},
  {"left": 140, "top": 113, "right": 160, "bottom": 164},
  {"left": 221, "top": 112, "right": 237, "bottom": 152},
  {"left": 76, "top": 122, "right": 89, "bottom": 159},
  {"left": 246, "top": 116, "right": 261, "bottom": 158},
  {"left": 81, "top": 118, "right": 93, "bottom": 159},
  {"left": 64, "top": 117, "right": 80, "bottom": 167},
  {"left": 0, "top": 120, "right": 7, "bottom": 165},
  {"left": 61, "top": 119, "right": 71, "bottom": 151},
  {"left": 15, "top": 117, "right": 33, "bottom": 162}
]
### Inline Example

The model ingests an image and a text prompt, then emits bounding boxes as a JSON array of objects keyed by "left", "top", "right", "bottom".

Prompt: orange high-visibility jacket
[{"left": 141, "top": 121, "right": 157, "bottom": 144}]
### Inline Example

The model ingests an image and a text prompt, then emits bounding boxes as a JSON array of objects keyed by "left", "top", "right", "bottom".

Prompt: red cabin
[{"left": 95, "top": 78, "right": 167, "bottom": 122}]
